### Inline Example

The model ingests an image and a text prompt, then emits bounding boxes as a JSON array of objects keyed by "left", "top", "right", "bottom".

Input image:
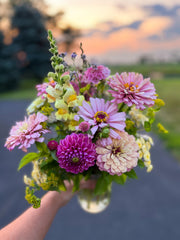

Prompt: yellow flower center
[
  {"left": 67, "top": 94, "right": 77, "bottom": 104},
  {"left": 19, "top": 122, "right": 28, "bottom": 132},
  {"left": 72, "top": 157, "right": 79, "bottom": 163},
  {"left": 94, "top": 111, "right": 109, "bottom": 123},
  {"left": 124, "top": 82, "right": 139, "bottom": 92},
  {"left": 58, "top": 108, "right": 68, "bottom": 115},
  {"left": 112, "top": 146, "right": 121, "bottom": 155}
]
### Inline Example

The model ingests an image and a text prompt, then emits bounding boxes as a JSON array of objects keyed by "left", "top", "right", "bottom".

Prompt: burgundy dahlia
[
  {"left": 56, "top": 133, "right": 96, "bottom": 174},
  {"left": 47, "top": 140, "right": 58, "bottom": 151}
]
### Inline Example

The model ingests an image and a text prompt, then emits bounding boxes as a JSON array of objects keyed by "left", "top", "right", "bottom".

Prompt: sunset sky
[
  {"left": 44, "top": 0, "right": 180, "bottom": 63},
  {"left": 1, "top": 0, "right": 180, "bottom": 63}
]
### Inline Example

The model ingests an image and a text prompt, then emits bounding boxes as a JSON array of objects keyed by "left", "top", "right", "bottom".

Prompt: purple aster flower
[
  {"left": 56, "top": 133, "right": 96, "bottom": 174},
  {"left": 76, "top": 98, "right": 126, "bottom": 139},
  {"left": 84, "top": 65, "right": 111, "bottom": 84},
  {"left": 71, "top": 52, "right": 77, "bottom": 59},
  {"left": 108, "top": 72, "right": 157, "bottom": 110}
]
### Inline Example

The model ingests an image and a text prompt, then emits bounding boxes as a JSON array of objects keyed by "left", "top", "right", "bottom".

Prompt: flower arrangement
[{"left": 5, "top": 30, "right": 167, "bottom": 211}]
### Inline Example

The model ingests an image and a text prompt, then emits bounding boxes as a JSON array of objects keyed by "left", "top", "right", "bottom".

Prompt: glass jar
[{"left": 77, "top": 182, "right": 112, "bottom": 214}]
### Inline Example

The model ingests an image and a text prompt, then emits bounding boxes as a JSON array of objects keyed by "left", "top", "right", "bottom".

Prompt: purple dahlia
[{"left": 56, "top": 133, "right": 96, "bottom": 174}]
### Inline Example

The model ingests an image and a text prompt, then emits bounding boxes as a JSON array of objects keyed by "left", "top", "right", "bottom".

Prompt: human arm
[{"left": 0, "top": 180, "right": 95, "bottom": 240}]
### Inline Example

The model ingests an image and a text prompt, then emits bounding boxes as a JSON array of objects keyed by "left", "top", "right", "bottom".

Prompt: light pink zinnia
[
  {"left": 84, "top": 65, "right": 110, "bottom": 84},
  {"left": 96, "top": 131, "right": 139, "bottom": 175},
  {"left": 108, "top": 72, "right": 157, "bottom": 110},
  {"left": 77, "top": 98, "right": 126, "bottom": 139},
  {"left": 5, "top": 112, "right": 49, "bottom": 152}
]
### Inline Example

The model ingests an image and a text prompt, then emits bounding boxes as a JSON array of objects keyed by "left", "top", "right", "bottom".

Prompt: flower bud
[{"left": 47, "top": 140, "right": 58, "bottom": 151}]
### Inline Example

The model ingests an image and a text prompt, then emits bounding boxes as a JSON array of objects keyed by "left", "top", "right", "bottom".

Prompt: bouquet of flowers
[{"left": 5, "top": 30, "right": 167, "bottom": 213}]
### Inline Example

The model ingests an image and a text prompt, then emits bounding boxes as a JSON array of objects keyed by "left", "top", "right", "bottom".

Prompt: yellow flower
[
  {"left": 63, "top": 87, "right": 84, "bottom": 107},
  {"left": 139, "top": 150, "right": 143, "bottom": 159},
  {"left": 136, "top": 139, "right": 143, "bottom": 149},
  {"left": 55, "top": 99, "right": 73, "bottom": 121},
  {"left": 154, "top": 98, "right": 165, "bottom": 108},
  {"left": 144, "top": 160, "right": 151, "bottom": 167},
  {"left": 41, "top": 105, "right": 54, "bottom": 116},
  {"left": 24, "top": 175, "right": 35, "bottom": 187},
  {"left": 144, "top": 151, "right": 151, "bottom": 161},
  {"left": 27, "top": 97, "right": 46, "bottom": 115},
  {"left": 68, "top": 120, "right": 79, "bottom": 131},
  {"left": 129, "top": 106, "right": 149, "bottom": 127},
  {"left": 46, "top": 85, "right": 63, "bottom": 103},
  {"left": 157, "top": 123, "right": 168, "bottom": 134},
  {"left": 145, "top": 142, "right": 151, "bottom": 150},
  {"left": 147, "top": 164, "right": 153, "bottom": 172}
]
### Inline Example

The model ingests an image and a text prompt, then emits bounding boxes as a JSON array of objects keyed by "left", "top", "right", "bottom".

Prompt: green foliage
[
  {"left": 125, "top": 169, "right": 138, "bottom": 179},
  {"left": 138, "top": 159, "right": 145, "bottom": 168},
  {"left": 144, "top": 121, "right": 151, "bottom": 132},
  {"left": 18, "top": 152, "right": 40, "bottom": 170},
  {"left": 112, "top": 174, "right": 127, "bottom": 185},
  {"left": 94, "top": 172, "right": 112, "bottom": 195},
  {"left": 35, "top": 142, "right": 49, "bottom": 155},
  {"left": 72, "top": 174, "right": 83, "bottom": 192}
]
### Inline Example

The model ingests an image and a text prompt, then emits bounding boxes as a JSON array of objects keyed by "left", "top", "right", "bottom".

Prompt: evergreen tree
[
  {"left": 11, "top": 1, "right": 51, "bottom": 80},
  {"left": 0, "top": 31, "right": 20, "bottom": 92}
]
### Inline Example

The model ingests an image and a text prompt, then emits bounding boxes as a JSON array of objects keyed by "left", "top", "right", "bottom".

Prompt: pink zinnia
[
  {"left": 5, "top": 112, "right": 49, "bottom": 152},
  {"left": 84, "top": 65, "right": 110, "bottom": 84},
  {"left": 96, "top": 131, "right": 139, "bottom": 175},
  {"left": 108, "top": 72, "right": 157, "bottom": 110},
  {"left": 56, "top": 133, "right": 96, "bottom": 174},
  {"left": 77, "top": 98, "right": 126, "bottom": 139}
]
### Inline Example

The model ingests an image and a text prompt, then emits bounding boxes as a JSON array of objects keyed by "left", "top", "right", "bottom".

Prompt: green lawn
[
  {"left": 0, "top": 88, "right": 36, "bottom": 100},
  {"left": 152, "top": 78, "right": 180, "bottom": 160},
  {"left": 110, "top": 63, "right": 180, "bottom": 78}
]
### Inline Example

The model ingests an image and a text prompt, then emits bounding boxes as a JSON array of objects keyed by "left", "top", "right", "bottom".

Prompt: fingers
[{"left": 80, "top": 179, "right": 96, "bottom": 190}]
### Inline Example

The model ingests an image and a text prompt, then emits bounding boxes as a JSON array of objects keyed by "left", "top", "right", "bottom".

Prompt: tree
[
  {"left": 0, "top": 31, "right": 20, "bottom": 92},
  {"left": 11, "top": 1, "right": 52, "bottom": 80}
]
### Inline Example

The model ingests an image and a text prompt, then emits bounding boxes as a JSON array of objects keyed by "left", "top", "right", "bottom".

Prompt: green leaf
[
  {"left": 138, "top": 159, "right": 145, "bottom": 168},
  {"left": 72, "top": 175, "right": 83, "bottom": 192},
  {"left": 18, "top": 152, "right": 40, "bottom": 170},
  {"left": 144, "top": 121, "right": 151, "bottom": 132},
  {"left": 94, "top": 172, "right": 112, "bottom": 195},
  {"left": 125, "top": 169, "right": 138, "bottom": 179},
  {"left": 40, "top": 159, "right": 57, "bottom": 170},
  {"left": 112, "top": 174, "right": 127, "bottom": 185},
  {"left": 35, "top": 142, "right": 49, "bottom": 154},
  {"left": 50, "top": 150, "right": 59, "bottom": 162}
]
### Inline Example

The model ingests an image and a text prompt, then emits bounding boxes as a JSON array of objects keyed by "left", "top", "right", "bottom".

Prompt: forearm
[{"left": 0, "top": 191, "right": 72, "bottom": 240}]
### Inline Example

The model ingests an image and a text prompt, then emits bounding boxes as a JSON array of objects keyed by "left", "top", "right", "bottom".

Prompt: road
[{"left": 0, "top": 100, "right": 180, "bottom": 240}]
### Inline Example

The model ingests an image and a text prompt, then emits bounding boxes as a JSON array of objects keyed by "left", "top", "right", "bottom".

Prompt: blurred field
[
  {"left": 110, "top": 63, "right": 180, "bottom": 78},
  {"left": 152, "top": 78, "right": 180, "bottom": 161},
  {"left": 0, "top": 63, "right": 180, "bottom": 160}
]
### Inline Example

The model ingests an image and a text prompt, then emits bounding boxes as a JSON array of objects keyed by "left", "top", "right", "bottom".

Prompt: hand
[{"left": 48, "top": 179, "right": 96, "bottom": 208}]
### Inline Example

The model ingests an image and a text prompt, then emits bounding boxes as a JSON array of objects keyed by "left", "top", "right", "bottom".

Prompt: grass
[
  {"left": 152, "top": 78, "right": 180, "bottom": 160},
  {"left": 0, "top": 88, "right": 36, "bottom": 100},
  {"left": 110, "top": 63, "right": 180, "bottom": 78}
]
